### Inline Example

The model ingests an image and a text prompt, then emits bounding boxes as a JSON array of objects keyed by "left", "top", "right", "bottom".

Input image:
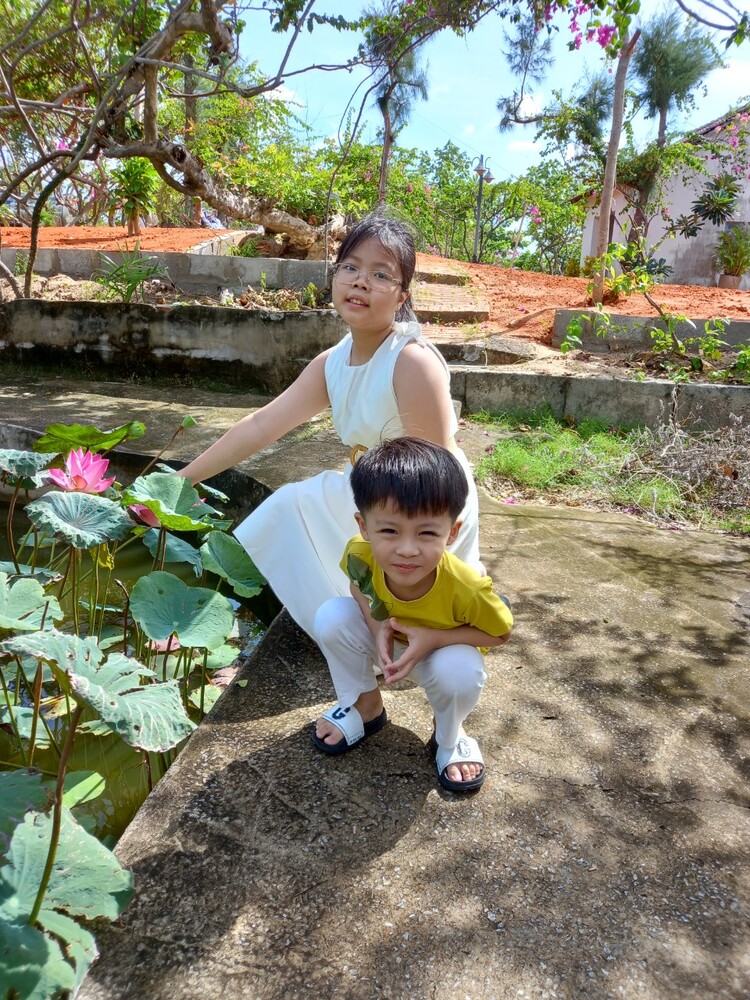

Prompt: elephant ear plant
[{"left": 0, "top": 418, "right": 265, "bottom": 998}]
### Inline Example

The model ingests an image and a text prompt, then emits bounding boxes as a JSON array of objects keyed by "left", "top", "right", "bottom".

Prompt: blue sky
[{"left": 240, "top": 2, "right": 750, "bottom": 181}]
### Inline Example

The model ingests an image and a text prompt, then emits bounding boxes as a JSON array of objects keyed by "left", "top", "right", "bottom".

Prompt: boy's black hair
[
  {"left": 350, "top": 437, "right": 468, "bottom": 522},
  {"left": 334, "top": 212, "right": 417, "bottom": 322}
]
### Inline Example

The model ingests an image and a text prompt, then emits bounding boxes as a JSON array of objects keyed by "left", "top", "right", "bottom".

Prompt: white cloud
[
  {"left": 262, "top": 85, "right": 304, "bottom": 106},
  {"left": 465, "top": 123, "right": 476, "bottom": 135},
  {"left": 517, "top": 93, "right": 543, "bottom": 118},
  {"left": 507, "top": 139, "right": 537, "bottom": 153}
]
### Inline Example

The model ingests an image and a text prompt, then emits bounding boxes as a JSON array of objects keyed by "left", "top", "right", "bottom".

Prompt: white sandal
[
  {"left": 430, "top": 734, "right": 485, "bottom": 793},
  {"left": 311, "top": 703, "right": 387, "bottom": 756}
]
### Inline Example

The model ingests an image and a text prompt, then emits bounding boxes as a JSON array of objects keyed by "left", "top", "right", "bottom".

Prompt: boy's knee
[
  {"left": 313, "top": 596, "right": 358, "bottom": 643},
  {"left": 430, "top": 646, "right": 486, "bottom": 695}
]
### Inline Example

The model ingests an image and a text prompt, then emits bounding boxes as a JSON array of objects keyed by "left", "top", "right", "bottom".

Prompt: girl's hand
[{"left": 382, "top": 618, "right": 440, "bottom": 684}]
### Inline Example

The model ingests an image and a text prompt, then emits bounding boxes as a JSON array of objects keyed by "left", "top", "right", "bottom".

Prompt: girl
[{"left": 178, "top": 212, "right": 481, "bottom": 637}]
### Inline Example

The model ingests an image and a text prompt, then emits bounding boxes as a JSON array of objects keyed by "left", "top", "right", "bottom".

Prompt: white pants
[{"left": 313, "top": 597, "right": 486, "bottom": 750}]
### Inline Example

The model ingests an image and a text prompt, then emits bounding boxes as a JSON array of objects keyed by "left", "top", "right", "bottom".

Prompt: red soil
[
  {"left": 0, "top": 225, "right": 225, "bottom": 253},
  {"left": 3, "top": 226, "right": 749, "bottom": 345},
  {"left": 460, "top": 260, "right": 750, "bottom": 344}
]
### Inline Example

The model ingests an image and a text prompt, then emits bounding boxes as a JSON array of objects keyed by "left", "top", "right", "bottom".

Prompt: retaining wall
[
  {"left": 0, "top": 298, "right": 346, "bottom": 394},
  {"left": 0, "top": 246, "right": 328, "bottom": 294},
  {"left": 552, "top": 308, "right": 750, "bottom": 351}
]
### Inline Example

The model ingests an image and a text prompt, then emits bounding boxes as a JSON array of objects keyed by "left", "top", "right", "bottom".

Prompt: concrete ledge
[
  {"left": 0, "top": 298, "right": 346, "bottom": 394},
  {"left": 0, "top": 247, "right": 328, "bottom": 294},
  {"left": 450, "top": 366, "right": 750, "bottom": 431},
  {"left": 552, "top": 308, "right": 750, "bottom": 351}
]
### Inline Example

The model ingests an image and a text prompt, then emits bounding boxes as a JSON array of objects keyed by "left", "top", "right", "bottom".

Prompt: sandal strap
[
  {"left": 321, "top": 704, "right": 364, "bottom": 746},
  {"left": 436, "top": 735, "right": 484, "bottom": 774}
]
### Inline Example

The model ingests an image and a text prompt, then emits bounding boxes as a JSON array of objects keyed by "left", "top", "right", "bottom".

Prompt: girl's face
[{"left": 332, "top": 236, "right": 408, "bottom": 337}]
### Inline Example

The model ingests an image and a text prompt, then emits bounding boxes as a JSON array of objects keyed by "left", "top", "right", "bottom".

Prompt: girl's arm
[
  {"left": 179, "top": 350, "right": 331, "bottom": 484},
  {"left": 392, "top": 341, "right": 457, "bottom": 448}
]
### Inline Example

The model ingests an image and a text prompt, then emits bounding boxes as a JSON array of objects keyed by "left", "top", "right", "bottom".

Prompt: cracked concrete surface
[{"left": 3, "top": 376, "right": 748, "bottom": 1000}]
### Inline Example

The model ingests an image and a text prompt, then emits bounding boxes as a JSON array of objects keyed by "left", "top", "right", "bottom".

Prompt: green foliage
[
  {"left": 0, "top": 418, "right": 267, "bottom": 997},
  {"left": 110, "top": 158, "right": 160, "bottom": 224},
  {"left": 713, "top": 226, "right": 750, "bottom": 276},
  {"left": 93, "top": 242, "right": 167, "bottom": 303}
]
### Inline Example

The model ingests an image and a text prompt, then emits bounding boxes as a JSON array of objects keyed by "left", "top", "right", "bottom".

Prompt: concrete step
[
  {"left": 412, "top": 279, "right": 490, "bottom": 323},
  {"left": 414, "top": 254, "right": 471, "bottom": 285}
]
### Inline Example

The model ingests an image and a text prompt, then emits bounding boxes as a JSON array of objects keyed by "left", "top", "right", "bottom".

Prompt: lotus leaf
[
  {"left": 0, "top": 770, "right": 49, "bottom": 849},
  {"left": 1, "top": 630, "right": 104, "bottom": 683},
  {"left": 0, "top": 449, "right": 58, "bottom": 480},
  {"left": 123, "top": 472, "right": 220, "bottom": 531},
  {"left": 0, "top": 911, "right": 75, "bottom": 1000},
  {"left": 62, "top": 770, "right": 106, "bottom": 808},
  {"left": 33, "top": 420, "right": 145, "bottom": 455},
  {"left": 205, "top": 644, "right": 239, "bottom": 670},
  {"left": 0, "top": 807, "right": 132, "bottom": 994},
  {"left": 25, "top": 492, "right": 134, "bottom": 548},
  {"left": 0, "top": 572, "right": 63, "bottom": 632},
  {"left": 0, "top": 705, "right": 53, "bottom": 748},
  {"left": 200, "top": 532, "right": 266, "bottom": 598},
  {"left": 0, "top": 563, "right": 61, "bottom": 585},
  {"left": 68, "top": 651, "right": 195, "bottom": 752},
  {"left": 131, "top": 571, "right": 235, "bottom": 650},
  {"left": 141, "top": 528, "right": 203, "bottom": 576}
]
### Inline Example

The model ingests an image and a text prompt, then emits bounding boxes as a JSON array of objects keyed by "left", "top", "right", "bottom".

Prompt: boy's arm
[
  {"left": 382, "top": 620, "right": 511, "bottom": 685},
  {"left": 350, "top": 582, "right": 396, "bottom": 670}
]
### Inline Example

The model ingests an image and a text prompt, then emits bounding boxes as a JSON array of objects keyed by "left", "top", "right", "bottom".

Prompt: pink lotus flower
[
  {"left": 47, "top": 448, "right": 115, "bottom": 493},
  {"left": 129, "top": 503, "right": 160, "bottom": 527}
]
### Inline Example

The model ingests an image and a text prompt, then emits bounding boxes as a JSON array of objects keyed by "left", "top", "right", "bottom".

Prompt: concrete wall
[
  {"left": 0, "top": 299, "right": 346, "bottom": 394},
  {"left": 449, "top": 366, "right": 750, "bottom": 433},
  {"left": 0, "top": 246, "right": 328, "bottom": 294},
  {"left": 580, "top": 145, "right": 750, "bottom": 288},
  {"left": 552, "top": 308, "right": 750, "bottom": 351}
]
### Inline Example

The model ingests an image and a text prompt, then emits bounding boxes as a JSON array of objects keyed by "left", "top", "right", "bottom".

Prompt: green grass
[{"left": 471, "top": 407, "right": 748, "bottom": 533}]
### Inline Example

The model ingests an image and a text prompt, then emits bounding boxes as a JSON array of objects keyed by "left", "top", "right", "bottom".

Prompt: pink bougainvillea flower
[
  {"left": 47, "top": 448, "right": 115, "bottom": 493},
  {"left": 128, "top": 503, "right": 160, "bottom": 527}
]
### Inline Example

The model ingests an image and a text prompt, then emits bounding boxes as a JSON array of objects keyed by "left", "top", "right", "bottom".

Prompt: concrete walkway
[{"left": 3, "top": 377, "right": 749, "bottom": 999}]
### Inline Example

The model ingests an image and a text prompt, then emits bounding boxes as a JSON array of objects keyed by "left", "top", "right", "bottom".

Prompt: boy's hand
[
  {"left": 374, "top": 618, "right": 396, "bottom": 672},
  {"left": 381, "top": 618, "right": 439, "bottom": 684}
]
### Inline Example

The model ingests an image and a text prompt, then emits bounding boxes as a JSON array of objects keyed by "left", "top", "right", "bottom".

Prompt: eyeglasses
[{"left": 331, "top": 262, "right": 403, "bottom": 292}]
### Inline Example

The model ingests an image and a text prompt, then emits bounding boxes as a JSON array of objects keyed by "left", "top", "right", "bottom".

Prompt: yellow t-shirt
[{"left": 341, "top": 536, "right": 513, "bottom": 646}]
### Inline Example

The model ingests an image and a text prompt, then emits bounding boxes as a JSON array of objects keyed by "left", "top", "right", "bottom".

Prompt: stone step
[
  {"left": 415, "top": 253, "right": 470, "bottom": 285},
  {"left": 412, "top": 280, "right": 489, "bottom": 323}
]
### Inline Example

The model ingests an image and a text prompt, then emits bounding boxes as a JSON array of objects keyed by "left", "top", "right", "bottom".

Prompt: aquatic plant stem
[
  {"left": 0, "top": 666, "right": 27, "bottom": 766},
  {"left": 28, "top": 703, "right": 83, "bottom": 926},
  {"left": 5, "top": 480, "right": 22, "bottom": 573}
]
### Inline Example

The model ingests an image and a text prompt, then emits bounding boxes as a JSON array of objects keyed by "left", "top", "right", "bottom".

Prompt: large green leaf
[
  {"left": 0, "top": 771, "right": 49, "bottom": 853},
  {"left": 0, "top": 449, "right": 58, "bottom": 481},
  {"left": 0, "top": 562, "right": 61, "bottom": 585},
  {"left": 0, "top": 909, "right": 75, "bottom": 1000},
  {"left": 33, "top": 421, "right": 146, "bottom": 455},
  {"left": 1, "top": 630, "right": 104, "bottom": 688},
  {"left": 62, "top": 770, "right": 106, "bottom": 808},
  {"left": 123, "top": 472, "right": 220, "bottom": 531},
  {"left": 0, "top": 705, "right": 53, "bottom": 748},
  {"left": 69, "top": 651, "right": 195, "bottom": 752},
  {"left": 1, "top": 630, "right": 191, "bottom": 751},
  {"left": 130, "top": 571, "right": 235, "bottom": 650},
  {"left": 0, "top": 572, "right": 63, "bottom": 632},
  {"left": 0, "top": 807, "right": 132, "bottom": 994},
  {"left": 25, "top": 492, "right": 134, "bottom": 548},
  {"left": 200, "top": 532, "right": 266, "bottom": 598},
  {"left": 141, "top": 527, "right": 203, "bottom": 576},
  {"left": 2, "top": 808, "right": 133, "bottom": 920}
]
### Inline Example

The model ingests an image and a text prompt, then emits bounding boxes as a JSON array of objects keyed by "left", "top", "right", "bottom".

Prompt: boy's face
[{"left": 355, "top": 500, "right": 460, "bottom": 601}]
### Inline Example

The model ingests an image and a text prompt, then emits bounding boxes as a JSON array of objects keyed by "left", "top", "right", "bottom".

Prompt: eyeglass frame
[{"left": 330, "top": 262, "right": 404, "bottom": 292}]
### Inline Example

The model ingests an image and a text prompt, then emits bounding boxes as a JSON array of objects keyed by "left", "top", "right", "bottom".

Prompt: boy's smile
[{"left": 355, "top": 501, "right": 460, "bottom": 602}]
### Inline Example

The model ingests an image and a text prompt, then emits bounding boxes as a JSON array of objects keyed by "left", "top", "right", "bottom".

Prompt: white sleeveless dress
[{"left": 233, "top": 321, "right": 480, "bottom": 636}]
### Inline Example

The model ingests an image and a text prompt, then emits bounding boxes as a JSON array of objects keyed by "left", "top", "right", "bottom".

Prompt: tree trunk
[
  {"left": 184, "top": 55, "right": 200, "bottom": 225},
  {"left": 592, "top": 31, "right": 640, "bottom": 305},
  {"left": 378, "top": 106, "right": 394, "bottom": 206}
]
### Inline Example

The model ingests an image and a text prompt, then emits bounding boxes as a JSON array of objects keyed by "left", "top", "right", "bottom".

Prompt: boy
[{"left": 312, "top": 437, "right": 513, "bottom": 793}]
